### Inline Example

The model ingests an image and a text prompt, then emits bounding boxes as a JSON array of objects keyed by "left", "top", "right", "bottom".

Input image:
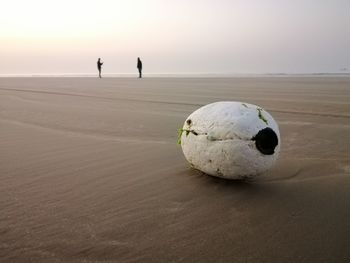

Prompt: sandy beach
[{"left": 1, "top": 77, "right": 350, "bottom": 262}]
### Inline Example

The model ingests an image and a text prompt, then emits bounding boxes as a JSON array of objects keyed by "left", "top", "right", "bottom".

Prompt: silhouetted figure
[
  {"left": 97, "top": 58, "right": 103, "bottom": 78},
  {"left": 137, "top": 57, "right": 142, "bottom": 78}
]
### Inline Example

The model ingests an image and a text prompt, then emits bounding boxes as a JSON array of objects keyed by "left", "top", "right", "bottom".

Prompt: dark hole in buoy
[{"left": 252, "top": 127, "right": 278, "bottom": 155}]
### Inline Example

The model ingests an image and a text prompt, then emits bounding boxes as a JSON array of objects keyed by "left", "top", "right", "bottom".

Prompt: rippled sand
[{"left": 1, "top": 77, "right": 350, "bottom": 262}]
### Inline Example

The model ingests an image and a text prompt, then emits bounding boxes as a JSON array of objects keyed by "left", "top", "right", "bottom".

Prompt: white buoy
[{"left": 179, "top": 101, "right": 280, "bottom": 179}]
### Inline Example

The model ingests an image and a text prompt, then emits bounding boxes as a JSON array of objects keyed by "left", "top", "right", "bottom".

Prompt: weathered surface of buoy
[{"left": 179, "top": 101, "right": 280, "bottom": 179}]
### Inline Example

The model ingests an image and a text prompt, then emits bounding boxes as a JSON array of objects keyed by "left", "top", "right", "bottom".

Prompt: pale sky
[{"left": 0, "top": 0, "right": 349, "bottom": 75}]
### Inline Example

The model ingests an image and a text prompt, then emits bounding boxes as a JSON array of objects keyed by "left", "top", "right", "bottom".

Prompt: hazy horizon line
[{"left": 1, "top": 72, "right": 350, "bottom": 78}]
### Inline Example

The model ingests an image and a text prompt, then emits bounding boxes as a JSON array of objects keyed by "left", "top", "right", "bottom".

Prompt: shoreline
[{"left": 1, "top": 73, "right": 350, "bottom": 78}]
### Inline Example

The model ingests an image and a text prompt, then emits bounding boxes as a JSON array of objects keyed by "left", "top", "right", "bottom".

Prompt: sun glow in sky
[{"left": 0, "top": 0, "right": 349, "bottom": 75}]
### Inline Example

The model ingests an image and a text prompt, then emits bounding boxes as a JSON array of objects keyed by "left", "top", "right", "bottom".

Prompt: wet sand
[{"left": 1, "top": 77, "right": 350, "bottom": 262}]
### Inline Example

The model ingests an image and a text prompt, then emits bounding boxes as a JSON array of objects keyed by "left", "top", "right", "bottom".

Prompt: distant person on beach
[
  {"left": 97, "top": 58, "right": 103, "bottom": 78},
  {"left": 137, "top": 57, "right": 142, "bottom": 78}
]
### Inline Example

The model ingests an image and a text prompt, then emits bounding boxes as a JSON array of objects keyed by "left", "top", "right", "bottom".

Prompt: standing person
[
  {"left": 137, "top": 57, "right": 142, "bottom": 78},
  {"left": 97, "top": 58, "right": 103, "bottom": 78}
]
